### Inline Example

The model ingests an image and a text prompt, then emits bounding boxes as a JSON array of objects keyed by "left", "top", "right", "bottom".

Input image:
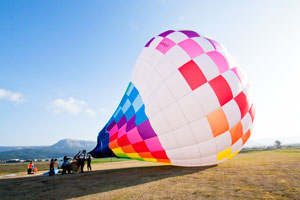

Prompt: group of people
[
  {"left": 74, "top": 150, "right": 92, "bottom": 173},
  {"left": 48, "top": 154, "right": 92, "bottom": 176},
  {"left": 27, "top": 151, "right": 93, "bottom": 176},
  {"left": 79, "top": 154, "right": 92, "bottom": 173}
]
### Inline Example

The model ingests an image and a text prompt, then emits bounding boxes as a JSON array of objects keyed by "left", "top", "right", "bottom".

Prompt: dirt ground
[{"left": 0, "top": 149, "right": 299, "bottom": 200}]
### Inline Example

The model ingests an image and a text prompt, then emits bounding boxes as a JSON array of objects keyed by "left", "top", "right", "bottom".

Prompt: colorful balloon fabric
[{"left": 90, "top": 30, "right": 255, "bottom": 166}]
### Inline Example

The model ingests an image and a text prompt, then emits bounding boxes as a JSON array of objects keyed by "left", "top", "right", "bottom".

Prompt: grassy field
[
  {"left": 0, "top": 149, "right": 299, "bottom": 199},
  {"left": 91, "top": 158, "right": 125, "bottom": 164},
  {"left": 0, "top": 158, "right": 125, "bottom": 175},
  {"left": 0, "top": 162, "right": 50, "bottom": 175}
]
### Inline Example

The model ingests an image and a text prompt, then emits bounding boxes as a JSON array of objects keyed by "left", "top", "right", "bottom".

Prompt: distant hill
[
  {"left": 50, "top": 138, "right": 96, "bottom": 151},
  {"left": 0, "top": 139, "right": 96, "bottom": 161}
]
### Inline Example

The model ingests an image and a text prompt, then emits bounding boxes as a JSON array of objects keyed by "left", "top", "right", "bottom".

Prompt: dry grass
[
  {"left": 0, "top": 162, "right": 50, "bottom": 175},
  {"left": 0, "top": 158, "right": 124, "bottom": 175},
  {"left": 0, "top": 149, "right": 299, "bottom": 200}
]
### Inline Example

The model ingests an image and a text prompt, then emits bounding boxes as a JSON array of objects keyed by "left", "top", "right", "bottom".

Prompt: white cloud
[
  {"left": 50, "top": 97, "right": 97, "bottom": 117},
  {"left": 0, "top": 88, "right": 24, "bottom": 103},
  {"left": 86, "top": 108, "right": 97, "bottom": 117},
  {"left": 99, "top": 107, "right": 109, "bottom": 114}
]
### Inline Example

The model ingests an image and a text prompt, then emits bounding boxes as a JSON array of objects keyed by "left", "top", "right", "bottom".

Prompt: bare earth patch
[{"left": 0, "top": 149, "right": 299, "bottom": 200}]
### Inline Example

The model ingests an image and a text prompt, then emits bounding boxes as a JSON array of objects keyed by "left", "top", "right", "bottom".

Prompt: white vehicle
[{"left": 57, "top": 157, "right": 73, "bottom": 169}]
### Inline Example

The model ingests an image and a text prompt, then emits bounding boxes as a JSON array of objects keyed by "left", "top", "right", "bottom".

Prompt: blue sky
[{"left": 1, "top": 0, "right": 300, "bottom": 146}]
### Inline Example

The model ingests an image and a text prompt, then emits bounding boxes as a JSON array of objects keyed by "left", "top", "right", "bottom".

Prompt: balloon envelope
[{"left": 90, "top": 30, "right": 255, "bottom": 166}]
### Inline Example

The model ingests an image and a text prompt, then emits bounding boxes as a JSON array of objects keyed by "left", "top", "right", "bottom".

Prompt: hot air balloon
[{"left": 90, "top": 30, "right": 255, "bottom": 166}]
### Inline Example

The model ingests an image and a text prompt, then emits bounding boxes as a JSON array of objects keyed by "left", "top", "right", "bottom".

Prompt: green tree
[{"left": 275, "top": 140, "right": 282, "bottom": 149}]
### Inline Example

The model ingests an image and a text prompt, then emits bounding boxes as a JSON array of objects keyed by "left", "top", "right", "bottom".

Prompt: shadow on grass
[{"left": 0, "top": 164, "right": 216, "bottom": 199}]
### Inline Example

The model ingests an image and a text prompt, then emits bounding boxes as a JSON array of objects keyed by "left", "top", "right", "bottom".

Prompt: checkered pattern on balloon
[{"left": 90, "top": 30, "right": 255, "bottom": 167}]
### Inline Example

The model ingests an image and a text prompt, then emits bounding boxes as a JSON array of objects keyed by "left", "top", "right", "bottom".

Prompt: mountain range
[
  {"left": 0, "top": 139, "right": 96, "bottom": 161},
  {"left": 1, "top": 136, "right": 299, "bottom": 161}
]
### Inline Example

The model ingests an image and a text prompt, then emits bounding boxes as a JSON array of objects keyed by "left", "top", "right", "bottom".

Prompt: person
[
  {"left": 62, "top": 156, "right": 71, "bottom": 174},
  {"left": 80, "top": 151, "right": 86, "bottom": 173},
  {"left": 49, "top": 159, "right": 55, "bottom": 176},
  {"left": 66, "top": 160, "right": 71, "bottom": 174},
  {"left": 87, "top": 155, "right": 92, "bottom": 171},
  {"left": 27, "top": 161, "right": 34, "bottom": 174},
  {"left": 62, "top": 156, "right": 67, "bottom": 174}
]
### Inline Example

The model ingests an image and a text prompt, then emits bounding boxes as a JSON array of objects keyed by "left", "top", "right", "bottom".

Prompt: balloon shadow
[{"left": 0, "top": 164, "right": 216, "bottom": 199}]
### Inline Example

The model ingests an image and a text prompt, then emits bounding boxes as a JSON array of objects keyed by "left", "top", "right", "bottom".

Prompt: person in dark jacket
[
  {"left": 62, "top": 156, "right": 71, "bottom": 174},
  {"left": 80, "top": 153, "right": 85, "bottom": 173},
  {"left": 62, "top": 156, "right": 68, "bottom": 174},
  {"left": 87, "top": 155, "right": 92, "bottom": 171},
  {"left": 49, "top": 159, "right": 55, "bottom": 176}
]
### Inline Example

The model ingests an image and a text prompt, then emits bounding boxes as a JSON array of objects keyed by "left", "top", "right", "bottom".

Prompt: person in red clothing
[
  {"left": 27, "top": 161, "right": 34, "bottom": 174},
  {"left": 49, "top": 159, "right": 55, "bottom": 176}
]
